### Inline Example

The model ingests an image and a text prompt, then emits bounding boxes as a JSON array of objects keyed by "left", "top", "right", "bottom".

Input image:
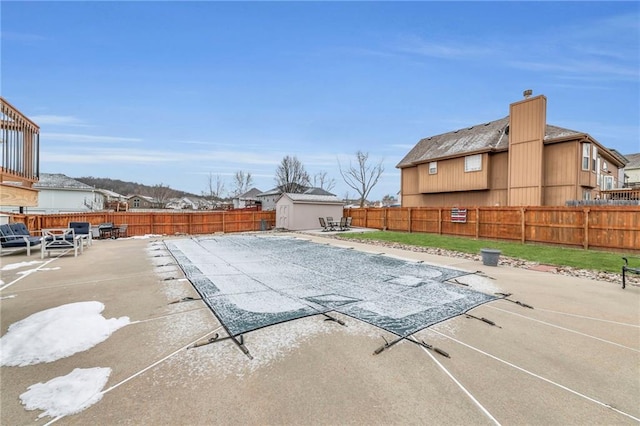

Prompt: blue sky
[{"left": 2, "top": 1, "right": 638, "bottom": 200}]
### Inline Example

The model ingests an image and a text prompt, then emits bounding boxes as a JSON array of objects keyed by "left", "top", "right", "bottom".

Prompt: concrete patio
[{"left": 1, "top": 232, "right": 638, "bottom": 425}]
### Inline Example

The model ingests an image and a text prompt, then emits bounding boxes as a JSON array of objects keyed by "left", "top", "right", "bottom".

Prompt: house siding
[{"left": 399, "top": 93, "right": 625, "bottom": 208}]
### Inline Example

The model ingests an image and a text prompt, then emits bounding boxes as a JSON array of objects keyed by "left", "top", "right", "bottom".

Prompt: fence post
[
  {"left": 383, "top": 208, "right": 388, "bottom": 231},
  {"left": 583, "top": 208, "right": 589, "bottom": 249},
  {"left": 408, "top": 208, "right": 412, "bottom": 233},
  {"left": 364, "top": 208, "right": 368, "bottom": 229},
  {"left": 521, "top": 207, "right": 526, "bottom": 243},
  {"left": 438, "top": 208, "right": 442, "bottom": 234},
  {"left": 222, "top": 211, "right": 226, "bottom": 233},
  {"left": 475, "top": 207, "right": 480, "bottom": 238}
]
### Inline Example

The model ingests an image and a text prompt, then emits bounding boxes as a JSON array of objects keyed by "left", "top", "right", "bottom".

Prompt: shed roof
[
  {"left": 396, "top": 117, "right": 584, "bottom": 168},
  {"left": 279, "top": 193, "right": 343, "bottom": 204}
]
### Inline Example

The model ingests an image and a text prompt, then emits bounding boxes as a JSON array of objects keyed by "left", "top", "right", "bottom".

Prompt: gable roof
[
  {"left": 624, "top": 153, "right": 640, "bottom": 169},
  {"left": 396, "top": 117, "right": 585, "bottom": 168},
  {"left": 237, "top": 187, "right": 262, "bottom": 199},
  {"left": 34, "top": 173, "right": 95, "bottom": 190}
]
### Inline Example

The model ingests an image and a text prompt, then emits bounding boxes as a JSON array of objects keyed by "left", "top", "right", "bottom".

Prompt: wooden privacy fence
[
  {"left": 343, "top": 206, "right": 640, "bottom": 252},
  {"left": 9, "top": 210, "right": 276, "bottom": 237}
]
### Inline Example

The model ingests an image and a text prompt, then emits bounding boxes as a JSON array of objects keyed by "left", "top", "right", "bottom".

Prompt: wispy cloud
[
  {"left": 41, "top": 133, "right": 143, "bottom": 143},
  {"left": 393, "top": 36, "right": 496, "bottom": 59},
  {"left": 30, "top": 115, "right": 88, "bottom": 127},
  {"left": 1, "top": 31, "right": 46, "bottom": 42}
]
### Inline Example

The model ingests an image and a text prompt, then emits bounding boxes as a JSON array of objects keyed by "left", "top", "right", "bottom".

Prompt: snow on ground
[
  {"left": 0, "top": 301, "right": 130, "bottom": 367},
  {"left": 1, "top": 260, "right": 43, "bottom": 271},
  {"left": 20, "top": 367, "right": 111, "bottom": 419}
]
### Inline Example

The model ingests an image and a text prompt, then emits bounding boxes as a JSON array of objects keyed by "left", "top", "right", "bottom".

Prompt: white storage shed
[{"left": 275, "top": 193, "right": 344, "bottom": 231}]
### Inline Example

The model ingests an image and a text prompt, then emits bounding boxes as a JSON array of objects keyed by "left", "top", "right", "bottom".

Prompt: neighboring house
[
  {"left": 166, "top": 197, "right": 199, "bottom": 210},
  {"left": 96, "top": 188, "right": 128, "bottom": 211},
  {"left": 624, "top": 153, "right": 640, "bottom": 188},
  {"left": 275, "top": 193, "right": 344, "bottom": 230},
  {"left": 397, "top": 92, "right": 628, "bottom": 207},
  {"left": 233, "top": 187, "right": 262, "bottom": 209},
  {"left": 257, "top": 186, "right": 335, "bottom": 211},
  {"left": 127, "top": 194, "right": 160, "bottom": 209},
  {"left": 1, "top": 173, "right": 104, "bottom": 214},
  {"left": 0, "top": 97, "right": 40, "bottom": 210}
]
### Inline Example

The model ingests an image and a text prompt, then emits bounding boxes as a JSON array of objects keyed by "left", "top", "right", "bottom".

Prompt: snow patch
[
  {"left": 0, "top": 301, "right": 130, "bottom": 366},
  {"left": 1, "top": 260, "right": 43, "bottom": 271},
  {"left": 20, "top": 367, "right": 111, "bottom": 419}
]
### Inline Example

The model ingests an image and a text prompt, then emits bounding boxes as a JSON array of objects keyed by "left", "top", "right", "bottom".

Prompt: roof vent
[{"left": 523, "top": 89, "right": 533, "bottom": 98}]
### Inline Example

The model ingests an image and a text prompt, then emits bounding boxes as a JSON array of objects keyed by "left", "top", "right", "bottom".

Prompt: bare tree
[
  {"left": 149, "top": 183, "right": 173, "bottom": 208},
  {"left": 232, "top": 170, "right": 253, "bottom": 196},
  {"left": 338, "top": 151, "right": 384, "bottom": 208},
  {"left": 313, "top": 171, "right": 336, "bottom": 192},
  {"left": 202, "top": 173, "right": 226, "bottom": 201},
  {"left": 275, "top": 155, "right": 310, "bottom": 193}
]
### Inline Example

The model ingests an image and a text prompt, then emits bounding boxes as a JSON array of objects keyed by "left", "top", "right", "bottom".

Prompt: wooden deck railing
[{"left": 600, "top": 188, "right": 640, "bottom": 201}]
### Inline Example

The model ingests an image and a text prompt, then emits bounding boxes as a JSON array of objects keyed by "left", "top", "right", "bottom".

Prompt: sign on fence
[{"left": 451, "top": 208, "right": 467, "bottom": 223}]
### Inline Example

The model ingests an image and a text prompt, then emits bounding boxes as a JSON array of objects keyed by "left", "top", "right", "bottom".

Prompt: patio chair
[
  {"left": 345, "top": 217, "right": 352, "bottom": 229},
  {"left": 338, "top": 216, "right": 348, "bottom": 231},
  {"left": 41, "top": 228, "right": 82, "bottom": 258},
  {"left": 326, "top": 217, "right": 337, "bottom": 231},
  {"left": 319, "top": 217, "right": 330, "bottom": 232},
  {"left": 69, "top": 221, "right": 92, "bottom": 247},
  {"left": 116, "top": 224, "right": 128, "bottom": 238},
  {"left": 0, "top": 223, "right": 42, "bottom": 256}
]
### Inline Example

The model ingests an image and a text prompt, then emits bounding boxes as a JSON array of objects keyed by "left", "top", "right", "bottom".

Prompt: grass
[{"left": 338, "top": 231, "right": 639, "bottom": 274}]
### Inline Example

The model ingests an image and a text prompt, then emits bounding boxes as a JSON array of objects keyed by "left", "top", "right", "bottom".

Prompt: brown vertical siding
[
  {"left": 508, "top": 95, "right": 546, "bottom": 206},
  {"left": 418, "top": 155, "right": 489, "bottom": 193}
]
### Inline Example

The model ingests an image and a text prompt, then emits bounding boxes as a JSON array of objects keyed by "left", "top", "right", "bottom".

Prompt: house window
[
  {"left": 592, "top": 146, "right": 598, "bottom": 172},
  {"left": 582, "top": 143, "right": 590, "bottom": 170},
  {"left": 428, "top": 161, "right": 437, "bottom": 174},
  {"left": 464, "top": 154, "right": 482, "bottom": 172},
  {"left": 133, "top": 198, "right": 140, "bottom": 208},
  {"left": 603, "top": 175, "right": 614, "bottom": 190},
  {"left": 582, "top": 189, "right": 591, "bottom": 200}
]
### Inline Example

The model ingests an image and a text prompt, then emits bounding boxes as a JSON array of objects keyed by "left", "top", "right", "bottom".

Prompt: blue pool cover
[{"left": 165, "top": 235, "right": 496, "bottom": 337}]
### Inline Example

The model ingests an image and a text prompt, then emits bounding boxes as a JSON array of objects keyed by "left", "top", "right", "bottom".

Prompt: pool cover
[{"left": 165, "top": 235, "right": 496, "bottom": 337}]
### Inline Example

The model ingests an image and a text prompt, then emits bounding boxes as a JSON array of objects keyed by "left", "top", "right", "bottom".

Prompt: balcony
[{"left": 1, "top": 97, "right": 40, "bottom": 207}]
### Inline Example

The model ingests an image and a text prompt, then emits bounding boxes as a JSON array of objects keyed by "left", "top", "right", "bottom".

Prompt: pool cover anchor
[
  {"left": 188, "top": 333, "right": 253, "bottom": 360},
  {"left": 465, "top": 314, "right": 501, "bottom": 328},
  {"left": 322, "top": 313, "right": 346, "bottom": 326},
  {"left": 373, "top": 335, "right": 450, "bottom": 358},
  {"left": 495, "top": 292, "right": 534, "bottom": 309},
  {"left": 168, "top": 296, "right": 202, "bottom": 305}
]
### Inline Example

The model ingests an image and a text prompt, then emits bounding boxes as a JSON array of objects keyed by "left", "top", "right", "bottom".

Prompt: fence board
[{"left": 346, "top": 206, "right": 640, "bottom": 252}]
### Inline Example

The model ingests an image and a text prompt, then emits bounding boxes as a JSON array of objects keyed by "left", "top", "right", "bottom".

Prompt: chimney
[{"left": 507, "top": 92, "right": 547, "bottom": 206}]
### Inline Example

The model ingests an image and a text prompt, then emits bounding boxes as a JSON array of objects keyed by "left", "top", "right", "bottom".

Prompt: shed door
[{"left": 279, "top": 205, "right": 289, "bottom": 229}]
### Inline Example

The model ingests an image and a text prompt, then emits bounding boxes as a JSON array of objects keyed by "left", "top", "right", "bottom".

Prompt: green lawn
[{"left": 338, "top": 231, "right": 638, "bottom": 274}]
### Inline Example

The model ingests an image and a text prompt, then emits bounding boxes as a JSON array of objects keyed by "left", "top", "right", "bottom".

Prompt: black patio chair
[
  {"left": 1, "top": 223, "right": 42, "bottom": 256},
  {"left": 319, "top": 217, "right": 330, "bottom": 232},
  {"left": 69, "top": 222, "right": 92, "bottom": 247},
  {"left": 338, "top": 217, "right": 348, "bottom": 231}
]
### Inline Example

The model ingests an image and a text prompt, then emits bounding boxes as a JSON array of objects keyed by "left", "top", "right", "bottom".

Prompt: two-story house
[{"left": 397, "top": 92, "right": 627, "bottom": 207}]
